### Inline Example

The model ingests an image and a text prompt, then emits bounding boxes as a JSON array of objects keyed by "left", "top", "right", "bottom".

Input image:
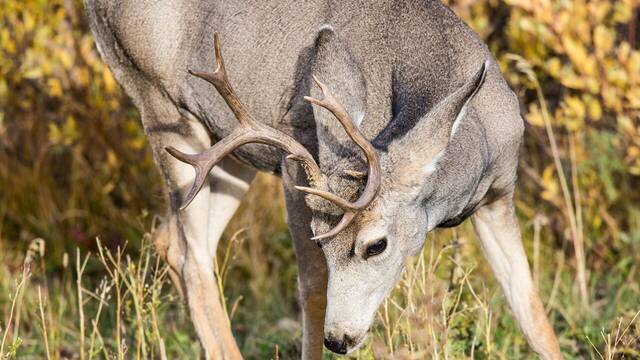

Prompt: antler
[
  {"left": 299, "top": 76, "right": 381, "bottom": 239},
  {"left": 166, "top": 33, "right": 322, "bottom": 209},
  {"left": 166, "top": 32, "right": 381, "bottom": 240}
]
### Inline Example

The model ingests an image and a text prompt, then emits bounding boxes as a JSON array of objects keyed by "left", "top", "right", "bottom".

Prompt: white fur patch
[
  {"left": 353, "top": 111, "right": 364, "bottom": 127},
  {"left": 356, "top": 222, "right": 386, "bottom": 246},
  {"left": 449, "top": 104, "right": 467, "bottom": 140},
  {"left": 423, "top": 150, "right": 445, "bottom": 176},
  {"left": 450, "top": 59, "right": 490, "bottom": 140},
  {"left": 319, "top": 23, "right": 334, "bottom": 32}
]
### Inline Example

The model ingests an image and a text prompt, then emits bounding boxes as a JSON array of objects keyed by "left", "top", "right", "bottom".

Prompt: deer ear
[
  {"left": 437, "top": 60, "right": 488, "bottom": 141},
  {"left": 385, "top": 61, "right": 489, "bottom": 177},
  {"left": 309, "top": 26, "right": 368, "bottom": 174}
]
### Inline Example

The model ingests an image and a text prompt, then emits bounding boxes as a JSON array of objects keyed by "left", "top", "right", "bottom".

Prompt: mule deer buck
[{"left": 86, "top": 0, "right": 562, "bottom": 358}]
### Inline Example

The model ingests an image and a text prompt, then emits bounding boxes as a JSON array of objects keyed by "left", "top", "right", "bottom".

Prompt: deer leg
[
  {"left": 471, "top": 194, "right": 562, "bottom": 360},
  {"left": 160, "top": 156, "right": 254, "bottom": 360},
  {"left": 282, "top": 160, "right": 328, "bottom": 360},
  {"left": 152, "top": 216, "right": 186, "bottom": 299},
  {"left": 145, "top": 103, "right": 254, "bottom": 358},
  {"left": 200, "top": 158, "right": 255, "bottom": 359}
]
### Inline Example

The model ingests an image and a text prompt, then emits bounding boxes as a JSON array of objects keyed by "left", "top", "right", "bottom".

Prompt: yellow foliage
[
  {"left": 446, "top": 0, "right": 640, "bottom": 258},
  {"left": 594, "top": 25, "right": 616, "bottom": 55},
  {"left": 0, "top": 0, "right": 160, "bottom": 259},
  {"left": 541, "top": 165, "right": 560, "bottom": 202},
  {"left": 527, "top": 103, "right": 545, "bottom": 127}
]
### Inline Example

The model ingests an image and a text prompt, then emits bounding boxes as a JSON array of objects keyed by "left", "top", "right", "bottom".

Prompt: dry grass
[
  {"left": 1, "top": 175, "right": 639, "bottom": 359},
  {"left": 1, "top": 216, "right": 639, "bottom": 359}
]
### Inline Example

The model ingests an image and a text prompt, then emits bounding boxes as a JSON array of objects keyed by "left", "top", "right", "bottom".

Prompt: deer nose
[{"left": 324, "top": 335, "right": 348, "bottom": 354}]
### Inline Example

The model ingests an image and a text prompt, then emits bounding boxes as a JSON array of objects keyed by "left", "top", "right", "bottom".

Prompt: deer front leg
[
  {"left": 148, "top": 115, "right": 253, "bottom": 359},
  {"left": 162, "top": 156, "right": 254, "bottom": 360},
  {"left": 283, "top": 160, "right": 328, "bottom": 360},
  {"left": 471, "top": 194, "right": 562, "bottom": 360}
]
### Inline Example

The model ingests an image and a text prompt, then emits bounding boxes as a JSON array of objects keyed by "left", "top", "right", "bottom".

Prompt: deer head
[
  {"left": 168, "top": 31, "right": 487, "bottom": 354},
  {"left": 302, "top": 28, "right": 488, "bottom": 353}
]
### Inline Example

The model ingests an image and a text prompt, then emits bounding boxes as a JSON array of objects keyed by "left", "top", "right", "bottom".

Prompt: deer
[{"left": 85, "top": 0, "right": 562, "bottom": 359}]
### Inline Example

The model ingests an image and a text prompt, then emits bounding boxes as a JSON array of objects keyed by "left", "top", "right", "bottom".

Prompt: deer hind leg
[
  {"left": 146, "top": 105, "right": 255, "bottom": 359},
  {"left": 282, "top": 161, "right": 327, "bottom": 360},
  {"left": 471, "top": 193, "right": 562, "bottom": 360}
]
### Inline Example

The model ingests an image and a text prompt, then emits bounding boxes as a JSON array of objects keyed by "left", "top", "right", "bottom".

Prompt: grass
[{"left": 1, "top": 174, "right": 639, "bottom": 359}]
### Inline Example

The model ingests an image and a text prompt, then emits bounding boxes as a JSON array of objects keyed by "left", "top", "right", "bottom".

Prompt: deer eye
[{"left": 365, "top": 238, "right": 387, "bottom": 258}]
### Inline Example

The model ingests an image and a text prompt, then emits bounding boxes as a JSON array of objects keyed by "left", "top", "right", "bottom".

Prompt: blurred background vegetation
[{"left": 0, "top": 0, "right": 639, "bottom": 359}]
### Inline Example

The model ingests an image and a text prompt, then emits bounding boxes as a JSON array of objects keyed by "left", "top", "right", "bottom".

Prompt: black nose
[{"left": 324, "top": 336, "right": 348, "bottom": 354}]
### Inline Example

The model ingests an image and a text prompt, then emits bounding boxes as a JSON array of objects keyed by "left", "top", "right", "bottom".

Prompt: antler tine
[
  {"left": 302, "top": 76, "right": 382, "bottom": 210},
  {"left": 165, "top": 146, "right": 211, "bottom": 210},
  {"left": 312, "top": 211, "right": 356, "bottom": 241},
  {"left": 188, "top": 33, "right": 252, "bottom": 125},
  {"left": 293, "top": 185, "right": 355, "bottom": 211},
  {"left": 164, "top": 146, "right": 207, "bottom": 210},
  {"left": 187, "top": 33, "right": 226, "bottom": 90},
  {"left": 165, "top": 131, "right": 248, "bottom": 209}
]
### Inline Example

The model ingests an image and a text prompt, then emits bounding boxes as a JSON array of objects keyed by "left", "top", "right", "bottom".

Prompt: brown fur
[{"left": 530, "top": 290, "right": 563, "bottom": 360}]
